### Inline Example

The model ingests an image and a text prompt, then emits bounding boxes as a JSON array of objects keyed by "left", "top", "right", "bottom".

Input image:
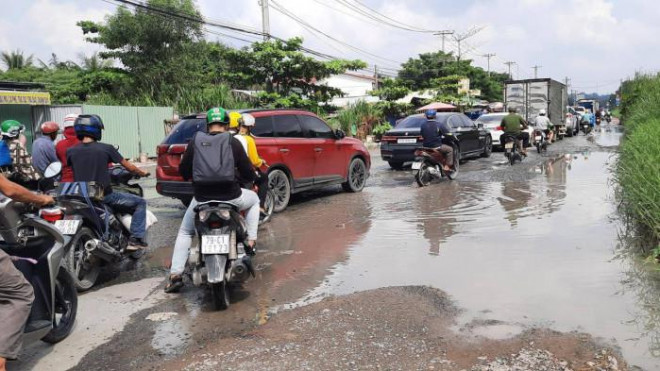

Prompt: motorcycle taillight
[
  {"left": 40, "top": 208, "right": 64, "bottom": 223},
  {"left": 208, "top": 221, "right": 223, "bottom": 229}
]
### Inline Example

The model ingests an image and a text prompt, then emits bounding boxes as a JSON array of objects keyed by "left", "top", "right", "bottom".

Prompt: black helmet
[{"left": 74, "top": 114, "right": 104, "bottom": 141}]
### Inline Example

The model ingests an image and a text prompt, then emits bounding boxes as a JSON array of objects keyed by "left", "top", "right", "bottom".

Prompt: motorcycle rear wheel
[
  {"left": 211, "top": 281, "right": 230, "bottom": 310},
  {"left": 42, "top": 268, "right": 78, "bottom": 344},
  {"left": 415, "top": 162, "right": 433, "bottom": 187},
  {"left": 65, "top": 227, "right": 101, "bottom": 292}
]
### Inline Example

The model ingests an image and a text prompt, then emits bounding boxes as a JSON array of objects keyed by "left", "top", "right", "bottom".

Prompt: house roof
[{"left": 0, "top": 80, "right": 46, "bottom": 91}]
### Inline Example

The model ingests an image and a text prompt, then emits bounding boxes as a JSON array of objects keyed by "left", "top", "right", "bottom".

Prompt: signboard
[{"left": 0, "top": 91, "right": 51, "bottom": 105}]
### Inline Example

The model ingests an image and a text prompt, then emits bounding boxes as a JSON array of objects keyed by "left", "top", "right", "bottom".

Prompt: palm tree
[
  {"left": 80, "top": 53, "right": 112, "bottom": 71},
  {"left": 1, "top": 50, "right": 34, "bottom": 70}
]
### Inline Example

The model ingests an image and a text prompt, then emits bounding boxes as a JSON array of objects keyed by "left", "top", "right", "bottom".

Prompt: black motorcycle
[
  {"left": 53, "top": 166, "right": 155, "bottom": 291},
  {"left": 189, "top": 201, "right": 255, "bottom": 310},
  {"left": 502, "top": 133, "right": 524, "bottom": 165},
  {"left": 580, "top": 120, "right": 593, "bottom": 135},
  {"left": 0, "top": 181, "right": 77, "bottom": 347},
  {"left": 412, "top": 143, "right": 459, "bottom": 187}
]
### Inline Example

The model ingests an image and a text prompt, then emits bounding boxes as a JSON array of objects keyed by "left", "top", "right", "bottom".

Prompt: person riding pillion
[
  {"left": 533, "top": 109, "right": 554, "bottom": 142},
  {"left": 165, "top": 107, "right": 260, "bottom": 293},
  {"left": 500, "top": 107, "right": 530, "bottom": 155},
  {"left": 56, "top": 113, "right": 81, "bottom": 183},
  {"left": 419, "top": 109, "right": 454, "bottom": 172},
  {"left": 234, "top": 113, "right": 269, "bottom": 212},
  {"left": 1, "top": 120, "right": 40, "bottom": 187},
  {"left": 31, "top": 121, "right": 60, "bottom": 177},
  {"left": 66, "top": 114, "right": 150, "bottom": 251}
]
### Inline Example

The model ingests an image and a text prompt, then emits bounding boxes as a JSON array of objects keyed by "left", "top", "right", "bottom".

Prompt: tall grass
[{"left": 616, "top": 73, "right": 660, "bottom": 251}]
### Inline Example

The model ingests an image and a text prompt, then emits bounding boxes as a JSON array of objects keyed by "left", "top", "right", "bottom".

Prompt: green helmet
[
  {"left": 206, "top": 107, "right": 229, "bottom": 125},
  {"left": 1, "top": 120, "right": 25, "bottom": 138}
]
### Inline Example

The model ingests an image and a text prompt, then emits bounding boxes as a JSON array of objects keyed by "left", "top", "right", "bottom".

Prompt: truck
[{"left": 504, "top": 78, "right": 570, "bottom": 138}]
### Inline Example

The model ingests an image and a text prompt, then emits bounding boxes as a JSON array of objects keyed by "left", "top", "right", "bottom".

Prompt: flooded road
[{"left": 13, "top": 125, "right": 660, "bottom": 370}]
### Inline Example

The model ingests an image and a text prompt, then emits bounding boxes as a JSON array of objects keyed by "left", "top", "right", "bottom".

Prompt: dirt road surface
[{"left": 11, "top": 123, "right": 658, "bottom": 370}]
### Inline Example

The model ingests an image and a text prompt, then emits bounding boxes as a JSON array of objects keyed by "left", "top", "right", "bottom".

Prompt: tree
[
  {"left": 78, "top": 0, "right": 205, "bottom": 103},
  {"left": 1, "top": 50, "right": 34, "bottom": 70},
  {"left": 80, "top": 53, "right": 113, "bottom": 71},
  {"left": 223, "top": 37, "right": 366, "bottom": 108},
  {"left": 370, "top": 78, "right": 412, "bottom": 119}
]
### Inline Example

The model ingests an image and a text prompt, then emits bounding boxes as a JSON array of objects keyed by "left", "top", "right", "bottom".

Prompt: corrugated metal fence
[{"left": 1, "top": 104, "right": 173, "bottom": 160}]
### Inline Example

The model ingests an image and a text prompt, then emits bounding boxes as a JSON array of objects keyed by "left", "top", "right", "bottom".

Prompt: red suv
[{"left": 156, "top": 109, "right": 371, "bottom": 212}]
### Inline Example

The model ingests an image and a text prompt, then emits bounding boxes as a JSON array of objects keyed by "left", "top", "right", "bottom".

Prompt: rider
[
  {"left": 420, "top": 109, "right": 454, "bottom": 172},
  {"left": 0, "top": 175, "right": 54, "bottom": 370},
  {"left": 165, "top": 107, "right": 260, "bottom": 293},
  {"left": 66, "top": 114, "right": 150, "bottom": 250},
  {"left": 31, "top": 121, "right": 60, "bottom": 177},
  {"left": 56, "top": 114, "right": 81, "bottom": 183},
  {"left": 500, "top": 107, "right": 529, "bottom": 155},
  {"left": 1, "top": 120, "right": 40, "bottom": 187},
  {"left": 533, "top": 109, "right": 554, "bottom": 143},
  {"left": 234, "top": 113, "right": 269, "bottom": 212},
  {"left": 228, "top": 111, "right": 242, "bottom": 135}
]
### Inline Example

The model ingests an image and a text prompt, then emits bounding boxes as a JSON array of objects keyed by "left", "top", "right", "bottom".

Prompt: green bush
[{"left": 616, "top": 74, "right": 660, "bottom": 249}]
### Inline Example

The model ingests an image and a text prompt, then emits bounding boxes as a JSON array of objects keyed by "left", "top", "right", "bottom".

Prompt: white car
[{"left": 475, "top": 113, "right": 534, "bottom": 148}]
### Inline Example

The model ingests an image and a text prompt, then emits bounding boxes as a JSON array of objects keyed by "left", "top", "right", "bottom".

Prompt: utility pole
[
  {"left": 504, "top": 61, "right": 516, "bottom": 80},
  {"left": 483, "top": 53, "right": 496, "bottom": 76},
  {"left": 532, "top": 65, "right": 542, "bottom": 78},
  {"left": 434, "top": 30, "right": 454, "bottom": 53},
  {"left": 452, "top": 27, "right": 483, "bottom": 61},
  {"left": 374, "top": 65, "right": 379, "bottom": 90},
  {"left": 259, "top": 0, "right": 270, "bottom": 40}
]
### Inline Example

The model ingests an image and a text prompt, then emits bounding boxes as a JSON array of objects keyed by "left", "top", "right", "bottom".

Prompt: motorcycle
[
  {"left": 605, "top": 114, "right": 612, "bottom": 123},
  {"left": 412, "top": 143, "right": 459, "bottom": 187},
  {"left": 0, "top": 162, "right": 77, "bottom": 347},
  {"left": 533, "top": 129, "right": 548, "bottom": 154},
  {"left": 52, "top": 166, "right": 157, "bottom": 291},
  {"left": 188, "top": 201, "right": 255, "bottom": 310},
  {"left": 580, "top": 120, "right": 593, "bottom": 135},
  {"left": 502, "top": 133, "right": 524, "bottom": 165}
]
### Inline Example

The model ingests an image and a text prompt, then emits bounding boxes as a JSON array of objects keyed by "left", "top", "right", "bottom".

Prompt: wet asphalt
[{"left": 12, "top": 123, "right": 660, "bottom": 370}]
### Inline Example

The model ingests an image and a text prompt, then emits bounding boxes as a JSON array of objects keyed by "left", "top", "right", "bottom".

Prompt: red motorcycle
[{"left": 412, "top": 145, "right": 459, "bottom": 187}]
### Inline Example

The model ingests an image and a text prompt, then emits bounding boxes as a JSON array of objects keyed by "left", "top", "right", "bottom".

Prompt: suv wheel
[
  {"left": 268, "top": 169, "right": 291, "bottom": 213},
  {"left": 388, "top": 161, "right": 404, "bottom": 170},
  {"left": 481, "top": 136, "right": 492, "bottom": 158},
  {"left": 342, "top": 158, "right": 367, "bottom": 193}
]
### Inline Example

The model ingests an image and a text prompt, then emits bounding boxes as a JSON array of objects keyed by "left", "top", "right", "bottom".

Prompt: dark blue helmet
[
  {"left": 74, "top": 114, "right": 104, "bottom": 141},
  {"left": 425, "top": 109, "right": 437, "bottom": 119}
]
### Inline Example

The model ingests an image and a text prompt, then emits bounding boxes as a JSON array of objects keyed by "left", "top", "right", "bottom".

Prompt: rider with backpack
[{"left": 165, "top": 107, "right": 259, "bottom": 293}]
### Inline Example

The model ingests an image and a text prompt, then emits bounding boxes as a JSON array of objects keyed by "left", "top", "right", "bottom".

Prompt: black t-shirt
[
  {"left": 420, "top": 120, "right": 450, "bottom": 148},
  {"left": 67, "top": 142, "right": 123, "bottom": 194}
]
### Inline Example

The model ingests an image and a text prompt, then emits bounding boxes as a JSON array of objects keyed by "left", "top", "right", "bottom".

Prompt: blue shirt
[
  {"left": 420, "top": 119, "right": 450, "bottom": 148},
  {"left": 31, "top": 136, "right": 58, "bottom": 175}
]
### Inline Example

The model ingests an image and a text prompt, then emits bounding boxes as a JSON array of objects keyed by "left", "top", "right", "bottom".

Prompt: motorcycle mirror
[
  {"left": 477, "top": 123, "right": 484, "bottom": 129},
  {"left": 43, "top": 161, "right": 62, "bottom": 179},
  {"left": 335, "top": 129, "right": 346, "bottom": 140}
]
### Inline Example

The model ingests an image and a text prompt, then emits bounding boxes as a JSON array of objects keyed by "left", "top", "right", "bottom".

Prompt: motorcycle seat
[{"left": 194, "top": 201, "right": 239, "bottom": 213}]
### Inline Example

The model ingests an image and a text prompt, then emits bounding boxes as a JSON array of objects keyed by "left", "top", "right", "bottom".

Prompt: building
[{"left": 321, "top": 72, "right": 380, "bottom": 107}]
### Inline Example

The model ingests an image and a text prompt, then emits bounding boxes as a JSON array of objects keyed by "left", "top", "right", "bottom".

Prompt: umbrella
[{"left": 416, "top": 102, "right": 457, "bottom": 112}]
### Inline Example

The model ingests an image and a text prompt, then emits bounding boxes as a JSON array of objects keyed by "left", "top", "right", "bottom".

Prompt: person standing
[
  {"left": 31, "top": 121, "right": 60, "bottom": 176},
  {"left": 56, "top": 114, "right": 80, "bottom": 182}
]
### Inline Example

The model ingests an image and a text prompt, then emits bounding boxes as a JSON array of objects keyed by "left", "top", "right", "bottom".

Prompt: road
[{"left": 12, "top": 124, "right": 658, "bottom": 370}]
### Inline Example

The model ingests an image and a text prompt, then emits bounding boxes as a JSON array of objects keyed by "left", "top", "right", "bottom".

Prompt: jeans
[
  {"left": 103, "top": 191, "right": 147, "bottom": 240},
  {"left": 0, "top": 250, "right": 34, "bottom": 360},
  {"left": 170, "top": 189, "right": 260, "bottom": 276}
]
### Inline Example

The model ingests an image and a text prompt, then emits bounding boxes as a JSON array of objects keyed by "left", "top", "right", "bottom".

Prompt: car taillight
[
  {"left": 168, "top": 145, "right": 186, "bottom": 155},
  {"left": 40, "top": 208, "right": 64, "bottom": 223},
  {"left": 157, "top": 144, "right": 169, "bottom": 155},
  {"left": 381, "top": 136, "right": 396, "bottom": 143},
  {"left": 495, "top": 126, "right": 502, "bottom": 131}
]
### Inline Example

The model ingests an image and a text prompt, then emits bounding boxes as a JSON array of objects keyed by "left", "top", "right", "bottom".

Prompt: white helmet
[
  {"left": 539, "top": 109, "right": 546, "bottom": 116},
  {"left": 241, "top": 113, "right": 256, "bottom": 127},
  {"left": 63, "top": 113, "right": 79, "bottom": 128}
]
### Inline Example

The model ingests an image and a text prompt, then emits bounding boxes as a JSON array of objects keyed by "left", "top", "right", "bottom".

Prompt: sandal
[{"left": 164, "top": 275, "right": 184, "bottom": 293}]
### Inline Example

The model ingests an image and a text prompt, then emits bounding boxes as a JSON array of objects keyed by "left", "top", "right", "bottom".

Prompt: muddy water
[{"left": 291, "top": 130, "right": 660, "bottom": 369}]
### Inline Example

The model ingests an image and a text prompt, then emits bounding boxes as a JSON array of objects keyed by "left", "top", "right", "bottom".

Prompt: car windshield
[
  {"left": 476, "top": 115, "right": 505, "bottom": 124},
  {"left": 162, "top": 118, "right": 206, "bottom": 145},
  {"left": 396, "top": 115, "right": 448, "bottom": 129}
]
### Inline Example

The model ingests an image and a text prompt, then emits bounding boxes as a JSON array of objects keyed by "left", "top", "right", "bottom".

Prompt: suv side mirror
[
  {"left": 477, "top": 123, "right": 484, "bottom": 129},
  {"left": 335, "top": 129, "right": 346, "bottom": 139}
]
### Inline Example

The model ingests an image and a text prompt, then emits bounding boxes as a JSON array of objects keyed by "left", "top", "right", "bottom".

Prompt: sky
[{"left": 1, "top": 0, "right": 658, "bottom": 94}]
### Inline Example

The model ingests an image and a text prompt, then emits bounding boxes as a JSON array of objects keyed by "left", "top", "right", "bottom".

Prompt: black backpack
[{"left": 191, "top": 132, "right": 235, "bottom": 184}]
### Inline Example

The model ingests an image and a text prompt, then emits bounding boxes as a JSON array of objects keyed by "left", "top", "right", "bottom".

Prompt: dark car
[
  {"left": 156, "top": 109, "right": 371, "bottom": 212},
  {"left": 380, "top": 113, "right": 492, "bottom": 169}
]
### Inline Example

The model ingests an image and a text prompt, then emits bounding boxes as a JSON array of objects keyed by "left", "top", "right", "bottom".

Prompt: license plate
[
  {"left": 504, "top": 142, "right": 514, "bottom": 149},
  {"left": 54, "top": 219, "right": 81, "bottom": 235},
  {"left": 412, "top": 161, "right": 422, "bottom": 170},
  {"left": 201, "top": 235, "right": 230, "bottom": 254},
  {"left": 535, "top": 136, "right": 542, "bottom": 141},
  {"left": 397, "top": 138, "right": 417, "bottom": 144}
]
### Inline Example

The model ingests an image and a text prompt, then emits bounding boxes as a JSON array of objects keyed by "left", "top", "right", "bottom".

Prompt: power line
[
  {"left": 531, "top": 65, "right": 542, "bottom": 78},
  {"left": 336, "top": 0, "right": 440, "bottom": 33}
]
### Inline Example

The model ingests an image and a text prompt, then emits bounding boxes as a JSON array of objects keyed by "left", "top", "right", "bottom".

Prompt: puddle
[{"left": 291, "top": 132, "right": 660, "bottom": 369}]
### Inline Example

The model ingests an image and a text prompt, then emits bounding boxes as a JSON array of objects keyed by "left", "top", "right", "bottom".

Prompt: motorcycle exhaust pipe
[
  {"left": 230, "top": 256, "right": 255, "bottom": 282},
  {"left": 85, "top": 238, "right": 121, "bottom": 262}
]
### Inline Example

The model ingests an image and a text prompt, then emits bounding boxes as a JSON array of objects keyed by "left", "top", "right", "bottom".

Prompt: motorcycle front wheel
[
  {"left": 259, "top": 190, "right": 275, "bottom": 226},
  {"left": 415, "top": 161, "right": 433, "bottom": 187},
  {"left": 42, "top": 268, "right": 78, "bottom": 343},
  {"left": 211, "top": 281, "right": 230, "bottom": 310}
]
